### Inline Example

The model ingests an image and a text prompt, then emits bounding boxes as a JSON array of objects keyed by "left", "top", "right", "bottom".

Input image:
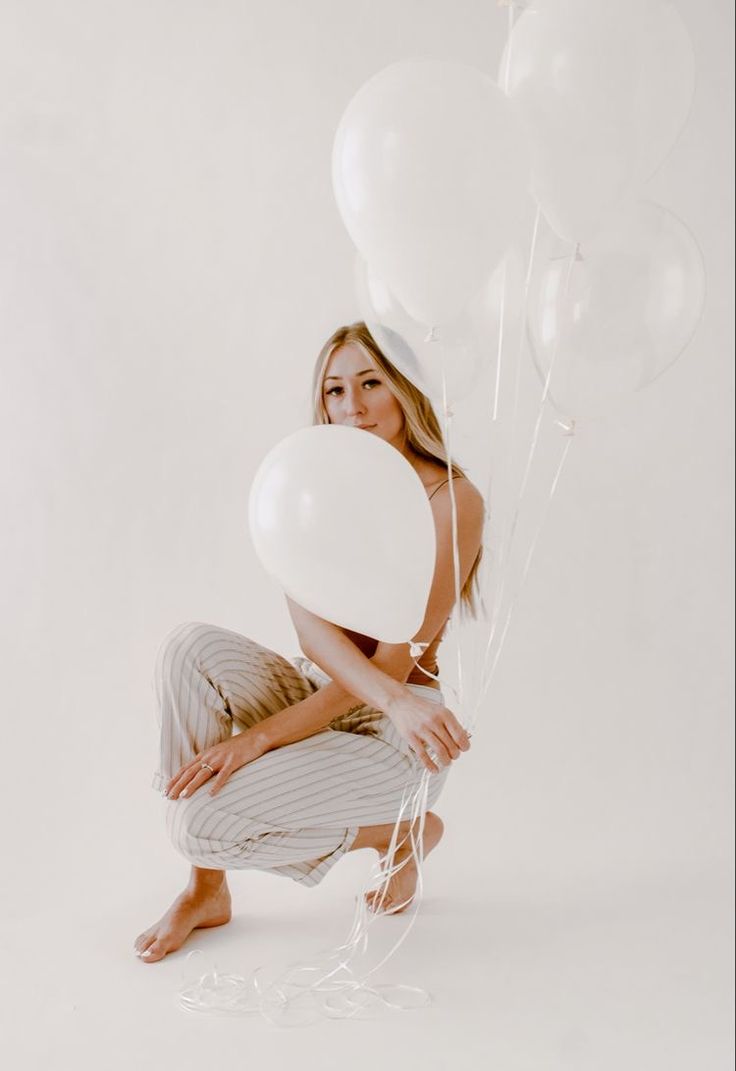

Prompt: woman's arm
[
  {"left": 282, "top": 479, "right": 485, "bottom": 770},
  {"left": 166, "top": 641, "right": 424, "bottom": 800},
  {"left": 168, "top": 482, "right": 484, "bottom": 795},
  {"left": 252, "top": 641, "right": 419, "bottom": 754}
]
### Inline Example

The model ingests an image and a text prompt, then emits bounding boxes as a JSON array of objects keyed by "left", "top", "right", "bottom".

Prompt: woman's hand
[
  {"left": 385, "top": 690, "right": 471, "bottom": 774},
  {"left": 164, "top": 728, "right": 266, "bottom": 800}
]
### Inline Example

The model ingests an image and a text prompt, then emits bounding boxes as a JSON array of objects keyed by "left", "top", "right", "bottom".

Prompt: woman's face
[{"left": 322, "top": 343, "right": 406, "bottom": 451}]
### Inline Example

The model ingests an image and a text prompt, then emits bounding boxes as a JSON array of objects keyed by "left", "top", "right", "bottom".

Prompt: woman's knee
[
  {"left": 165, "top": 793, "right": 221, "bottom": 866},
  {"left": 153, "top": 621, "right": 214, "bottom": 691}
]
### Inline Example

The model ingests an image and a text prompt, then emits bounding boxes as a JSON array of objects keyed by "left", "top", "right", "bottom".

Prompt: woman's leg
[
  {"left": 349, "top": 811, "right": 445, "bottom": 914},
  {"left": 136, "top": 622, "right": 450, "bottom": 961},
  {"left": 150, "top": 620, "right": 317, "bottom": 793},
  {"left": 137, "top": 621, "right": 319, "bottom": 962}
]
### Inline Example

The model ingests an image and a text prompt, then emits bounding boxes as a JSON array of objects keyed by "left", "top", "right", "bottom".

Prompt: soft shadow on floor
[{"left": 3, "top": 858, "right": 732, "bottom": 1071}]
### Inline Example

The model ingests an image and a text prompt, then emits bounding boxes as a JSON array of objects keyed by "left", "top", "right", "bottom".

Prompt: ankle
[{"left": 188, "top": 867, "right": 228, "bottom": 892}]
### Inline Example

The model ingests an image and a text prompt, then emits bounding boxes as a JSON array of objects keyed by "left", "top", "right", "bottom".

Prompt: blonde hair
[{"left": 312, "top": 321, "right": 483, "bottom": 616}]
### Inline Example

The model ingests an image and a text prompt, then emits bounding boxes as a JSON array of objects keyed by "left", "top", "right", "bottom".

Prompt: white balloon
[
  {"left": 501, "top": 0, "right": 695, "bottom": 242},
  {"left": 248, "top": 425, "right": 436, "bottom": 643},
  {"left": 333, "top": 59, "right": 531, "bottom": 326},
  {"left": 526, "top": 200, "right": 706, "bottom": 419}
]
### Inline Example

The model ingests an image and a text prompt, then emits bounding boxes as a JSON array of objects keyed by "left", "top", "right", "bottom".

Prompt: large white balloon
[
  {"left": 333, "top": 59, "right": 531, "bottom": 326},
  {"left": 526, "top": 200, "right": 706, "bottom": 419},
  {"left": 501, "top": 0, "right": 695, "bottom": 243},
  {"left": 248, "top": 425, "right": 437, "bottom": 643}
]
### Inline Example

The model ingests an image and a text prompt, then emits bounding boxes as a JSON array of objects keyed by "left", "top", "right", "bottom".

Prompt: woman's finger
[
  {"left": 179, "top": 773, "right": 203, "bottom": 798},
  {"left": 165, "top": 756, "right": 204, "bottom": 796},
  {"left": 208, "top": 768, "right": 230, "bottom": 796},
  {"left": 168, "top": 759, "right": 216, "bottom": 799},
  {"left": 424, "top": 730, "right": 453, "bottom": 767},
  {"left": 411, "top": 739, "right": 439, "bottom": 775},
  {"left": 165, "top": 770, "right": 193, "bottom": 799},
  {"left": 442, "top": 711, "right": 471, "bottom": 751},
  {"left": 432, "top": 723, "right": 462, "bottom": 762}
]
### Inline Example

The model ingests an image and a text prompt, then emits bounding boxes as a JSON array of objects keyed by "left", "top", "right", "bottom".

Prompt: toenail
[{"left": 141, "top": 949, "right": 152, "bottom": 957}]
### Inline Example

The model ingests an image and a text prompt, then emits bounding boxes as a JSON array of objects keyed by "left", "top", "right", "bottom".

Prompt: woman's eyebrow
[{"left": 324, "top": 369, "right": 377, "bottom": 381}]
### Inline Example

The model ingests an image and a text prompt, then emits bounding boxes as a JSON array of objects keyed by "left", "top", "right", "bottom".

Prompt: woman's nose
[{"left": 345, "top": 387, "right": 367, "bottom": 415}]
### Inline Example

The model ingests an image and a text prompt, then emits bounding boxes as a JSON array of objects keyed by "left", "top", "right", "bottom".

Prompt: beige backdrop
[{"left": 0, "top": 1, "right": 732, "bottom": 1066}]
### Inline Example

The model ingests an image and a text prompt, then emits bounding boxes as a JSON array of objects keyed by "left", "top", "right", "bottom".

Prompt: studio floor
[{"left": 3, "top": 851, "right": 732, "bottom": 1071}]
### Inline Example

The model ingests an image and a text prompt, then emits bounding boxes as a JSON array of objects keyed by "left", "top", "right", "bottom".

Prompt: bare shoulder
[{"left": 430, "top": 475, "right": 486, "bottom": 532}]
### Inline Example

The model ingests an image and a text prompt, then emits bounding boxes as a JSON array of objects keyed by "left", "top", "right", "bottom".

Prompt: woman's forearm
[
  {"left": 253, "top": 643, "right": 416, "bottom": 755},
  {"left": 291, "top": 609, "right": 413, "bottom": 712},
  {"left": 253, "top": 680, "right": 361, "bottom": 753}
]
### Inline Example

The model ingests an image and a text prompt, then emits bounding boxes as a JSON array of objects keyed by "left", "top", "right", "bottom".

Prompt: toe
[
  {"left": 135, "top": 934, "right": 157, "bottom": 958},
  {"left": 134, "top": 932, "right": 151, "bottom": 954},
  {"left": 365, "top": 891, "right": 390, "bottom": 914},
  {"left": 139, "top": 939, "right": 167, "bottom": 963}
]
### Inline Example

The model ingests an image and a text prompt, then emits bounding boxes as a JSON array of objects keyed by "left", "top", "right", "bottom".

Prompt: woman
[{"left": 134, "top": 322, "right": 485, "bottom": 963}]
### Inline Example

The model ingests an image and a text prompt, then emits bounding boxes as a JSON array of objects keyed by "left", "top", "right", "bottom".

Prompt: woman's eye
[{"left": 325, "top": 379, "right": 380, "bottom": 398}]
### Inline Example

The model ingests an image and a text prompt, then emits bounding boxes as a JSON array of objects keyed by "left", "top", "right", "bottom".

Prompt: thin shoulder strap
[{"left": 428, "top": 474, "right": 465, "bottom": 501}]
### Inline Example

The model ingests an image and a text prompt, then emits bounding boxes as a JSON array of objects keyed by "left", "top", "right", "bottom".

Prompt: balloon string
[
  {"left": 479, "top": 238, "right": 577, "bottom": 692},
  {"left": 177, "top": 773, "right": 437, "bottom": 1023},
  {"left": 473, "top": 423, "right": 575, "bottom": 719},
  {"left": 484, "top": 205, "right": 542, "bottom": 635},
  {"left": 480, "top": 208, "right": 539, "bottom": 689},
  {"left": 483, "top": 204, "right": 541, "bottom": 523},
  {"left": 511, "top": 204, "right": 543, "bottom": 470},
  {"left": 438, "top": 363, "right": 465, "bottom": 714},
  {"left": 492, "top": 258, "right": 508, "bottom": 422},
  {"left": 501, "top": 0, "right": 516, "bottom": 96},
  {"left": 518, "top": 242, "right": 577, "bottom": 500}
]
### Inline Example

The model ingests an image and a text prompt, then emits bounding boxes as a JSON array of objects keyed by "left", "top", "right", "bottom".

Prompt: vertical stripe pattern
[{"left": 151, "top": 622, "right": 449, "bottom": 886}]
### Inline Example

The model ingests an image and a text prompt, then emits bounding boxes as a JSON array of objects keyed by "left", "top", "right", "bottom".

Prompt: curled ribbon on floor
[{"left": 178, "top": 772, "right": 438, "bottom": 1025}]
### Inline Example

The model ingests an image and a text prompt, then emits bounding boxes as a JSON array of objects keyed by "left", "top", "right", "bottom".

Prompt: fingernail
[
  {"left": 141, "top": 949, "right": 152, "bottom": 957},
  {"left": 181, "top": 789, "right": 187, "bottom": 797}
]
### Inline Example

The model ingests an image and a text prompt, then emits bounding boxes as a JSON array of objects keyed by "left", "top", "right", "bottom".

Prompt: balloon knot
[{"left": 424, "top": 326, "right": 440, "bottom": 343}]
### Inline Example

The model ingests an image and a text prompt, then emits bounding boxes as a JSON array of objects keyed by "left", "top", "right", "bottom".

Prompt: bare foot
[
  {"left": 365, "top": 811, "right": 444, "bottom": 915},
  {"left": 134, "top": 874, "right": 232, "bottom": 963}
]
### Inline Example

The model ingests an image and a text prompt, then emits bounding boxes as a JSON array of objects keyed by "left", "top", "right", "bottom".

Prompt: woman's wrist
[
  {"left": 236, "top": 723, "right": 271, "bottom": 757},
  {"left": 381, "top": 677, "right": 412, "bottom": 719}
]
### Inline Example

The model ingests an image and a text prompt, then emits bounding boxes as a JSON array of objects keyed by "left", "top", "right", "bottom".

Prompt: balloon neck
[{"left": 555, "top": 418, "right": 576, "bottom": 437}]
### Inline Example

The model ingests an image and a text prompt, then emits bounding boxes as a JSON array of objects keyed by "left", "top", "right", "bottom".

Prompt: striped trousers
[{"left": 151, "top": 622, "right": 450, "bottom": 886}]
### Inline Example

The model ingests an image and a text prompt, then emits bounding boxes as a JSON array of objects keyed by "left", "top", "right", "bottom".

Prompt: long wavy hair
[{"left": 312, "top": 321, "right": 483, "bottom": 617}]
